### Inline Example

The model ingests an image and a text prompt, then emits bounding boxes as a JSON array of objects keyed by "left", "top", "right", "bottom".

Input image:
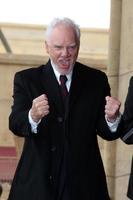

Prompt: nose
[{"left": 62, "top": 47, "right": 70, "bottom": 56}]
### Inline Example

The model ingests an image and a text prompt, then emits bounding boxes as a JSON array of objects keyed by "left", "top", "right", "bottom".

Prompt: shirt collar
[{"left": 50, "top": 59, "right": 73, "bottom": 83}]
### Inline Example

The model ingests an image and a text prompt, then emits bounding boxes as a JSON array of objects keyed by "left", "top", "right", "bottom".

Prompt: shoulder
[
  {"left": 15, "top": 65, "right": 45, "bottom": 78},
  {"left": 12, "top": 65, "right": 46, "bottom": 88},
  {"left": 75, "top": 61, "right": 108, "bottom": 82},
  {"left": 126, "top": 76, "right": 133, "bottom": 94},
  {"left": 13, "top": 65, "right": 47, "bottom": 84},
  {"left": 129, "top": 76, "right": 133, "bottom": 86}
]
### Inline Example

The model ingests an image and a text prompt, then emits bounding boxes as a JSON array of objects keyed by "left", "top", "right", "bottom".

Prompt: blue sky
[{"left": 0, "top": 0, "right": 111, "bottom": 28}]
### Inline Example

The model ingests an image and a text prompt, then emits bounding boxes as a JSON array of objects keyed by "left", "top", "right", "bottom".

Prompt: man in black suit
[
  {"left": 8, "top": 17, "right": 121, "bottom": 200},
  {"left": 0, "top": 183, "right": 3, "bottom": 197},
  {"left": 121, "top": 77, "right": 133, "bottom": 200}
]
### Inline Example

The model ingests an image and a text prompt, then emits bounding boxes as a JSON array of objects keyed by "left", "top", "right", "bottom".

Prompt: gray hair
[{"left": 45, "top": 17, "right": 80, "bottom": 43}]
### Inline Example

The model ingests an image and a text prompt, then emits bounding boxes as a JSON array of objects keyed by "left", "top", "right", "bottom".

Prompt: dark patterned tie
[
  {"left": 60, "top": 75, "right": 68, "bottom": 97},
  {"left": 59, "top": 75, "right": 69, "bottom": 200}
]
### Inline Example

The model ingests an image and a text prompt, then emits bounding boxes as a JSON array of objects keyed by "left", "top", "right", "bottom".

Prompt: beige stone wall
[
  {"left": 0, "top": 23, "right": 108, "bottom": 59},
  {"left": 116, "top": 0, "right": 133, "bottom": 199}
]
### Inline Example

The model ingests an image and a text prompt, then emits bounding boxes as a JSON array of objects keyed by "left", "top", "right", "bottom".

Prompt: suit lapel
[
  {"left": 40, "top": 61, "right": 64, "bottom": 115},
  {"left": 69, "top": 63, "right": 84, "bottom": 110}
]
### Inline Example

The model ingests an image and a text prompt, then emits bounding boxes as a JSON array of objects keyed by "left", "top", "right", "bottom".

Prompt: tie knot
[{"left": 60, "top": 75, "right": 68, "bottom": 85}]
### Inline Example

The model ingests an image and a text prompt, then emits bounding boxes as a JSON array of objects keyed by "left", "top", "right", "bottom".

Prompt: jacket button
[
  {"left": 57, "top": 117, "right": 63, "bottom": 123},
  {"left": 49, "top": 175, "right": 53, "bottom": 183},
  {"left": 50, "top": 146, "right": 56, "bottom": 152}
]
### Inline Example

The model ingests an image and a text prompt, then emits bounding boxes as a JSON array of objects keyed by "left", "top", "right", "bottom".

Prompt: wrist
[{"left": 30, "top": 109, "right": 40, "bottom": 123}]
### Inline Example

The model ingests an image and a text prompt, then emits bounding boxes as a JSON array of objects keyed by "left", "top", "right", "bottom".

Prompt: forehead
[{"left": 49, "top": 24, "right": 77, "bottom": 44}]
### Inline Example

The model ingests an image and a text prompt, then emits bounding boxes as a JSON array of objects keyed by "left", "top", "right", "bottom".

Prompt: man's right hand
[{"left": 30, "top": 94, "right": 49, "bottom": 122}]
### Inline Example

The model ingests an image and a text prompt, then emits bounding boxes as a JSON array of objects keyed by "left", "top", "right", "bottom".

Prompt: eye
[
  {"left": 68, "top": 45, "right": 77, "bottom": 50},
  {"left": 54, "top": 45, "right": 63, "bottom": 50}
]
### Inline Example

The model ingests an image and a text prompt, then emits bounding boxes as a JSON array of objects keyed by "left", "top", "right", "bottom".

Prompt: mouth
[{"left": 59, "top": 59, "right": 71, "bottom": 67}]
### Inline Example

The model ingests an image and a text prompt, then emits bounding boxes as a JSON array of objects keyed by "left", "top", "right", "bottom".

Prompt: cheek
[
  {"left": 50, "top": 51, "right": 61, "bottom": 63},
  {"left": 49, "top": 49, "right": 59, "bottom": 57},
  {"left": 72, "top": 52, "right": 78, "bottom": 60}
]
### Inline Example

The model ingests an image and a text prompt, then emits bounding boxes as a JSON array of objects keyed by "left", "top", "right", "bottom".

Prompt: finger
[
  {"left": 105, "top": 96, "right": 111, "bottom": 102},
  {"left": 37, "top": 105, "right": 49, "bottom": 115},
  {"left": 38, "top": 104, "right": 49, "bottom": 111},
  {"left": 34, "top": 94, "right": 48, "bottom": 102},
  {"left": 34, "top": 102, "right": 49, "bottom": 114},
  {"left": 33, "top": 95, "right": 49, "bottom": 107}
]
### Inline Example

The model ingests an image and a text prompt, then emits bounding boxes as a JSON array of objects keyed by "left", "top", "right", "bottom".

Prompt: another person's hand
[
  {"left": 105, "top": 96, "right": 121, "bottom": 122},
  {"left": 30, "top": 94, "right": 49, "bottom": 122}
]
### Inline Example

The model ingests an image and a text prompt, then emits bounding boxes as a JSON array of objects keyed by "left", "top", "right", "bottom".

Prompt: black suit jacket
[
  {"left": 8, "top": 61, "right": 121, "bottom": 200},
  {"left": 121, "top": 76, "right": 133, "bottom": 199}
]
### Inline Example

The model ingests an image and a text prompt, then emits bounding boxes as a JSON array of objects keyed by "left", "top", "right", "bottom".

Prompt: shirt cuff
[
  {"left": 28, "top": 110, "right": 41, "bottom": 133},
  {"left": 105, "top": 112, "right": 122, "bottom": 132}
]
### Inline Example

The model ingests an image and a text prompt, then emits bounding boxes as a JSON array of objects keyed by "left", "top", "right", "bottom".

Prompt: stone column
[
  {"left": 104, "top": 0, "right": 122, "bottom": 199},
  {"left": 107, "top": 0, "right": 122, "bottom": 96},
  {"left": 115, "top": 0, "right": 133, "bottom": 199}
]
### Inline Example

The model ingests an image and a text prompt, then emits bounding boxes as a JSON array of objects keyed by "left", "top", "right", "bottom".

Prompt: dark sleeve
[
  {"left": 121, "top": 77, "right": 133, "bottom": 144},
  {"left": 96, "top": 72, "right": 122, "bottom": 140},
  {"left": 9, "top": 72, "right": 33, "bottom": 137},
  {"left": 127, "top": 158, "right": 133, "bottom": 198}
]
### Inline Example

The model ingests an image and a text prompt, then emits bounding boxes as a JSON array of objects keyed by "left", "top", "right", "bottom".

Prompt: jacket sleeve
[
  {"left": 96, "top": 72, "right": 121, "bottom": 140},
  {"left": 9, "top": 72, "right": 34, "bottom": 137}
]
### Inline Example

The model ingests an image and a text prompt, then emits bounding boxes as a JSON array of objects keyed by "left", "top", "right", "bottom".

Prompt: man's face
[{"left": 45, "top": 24, "right": 80, "bottom": 74}]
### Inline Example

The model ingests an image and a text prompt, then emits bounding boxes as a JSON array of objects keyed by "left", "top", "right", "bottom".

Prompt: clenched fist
[
  {"left": 105, "top": 96, "right": 121, "bottom": 122},
  {"left": 30, "top": 94, "right": 49, "bottom": 122}
]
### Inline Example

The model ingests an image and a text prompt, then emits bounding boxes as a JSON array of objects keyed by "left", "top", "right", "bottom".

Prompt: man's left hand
[{"left": 105, "top": 96, "right": 121, "bottom": 122}]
